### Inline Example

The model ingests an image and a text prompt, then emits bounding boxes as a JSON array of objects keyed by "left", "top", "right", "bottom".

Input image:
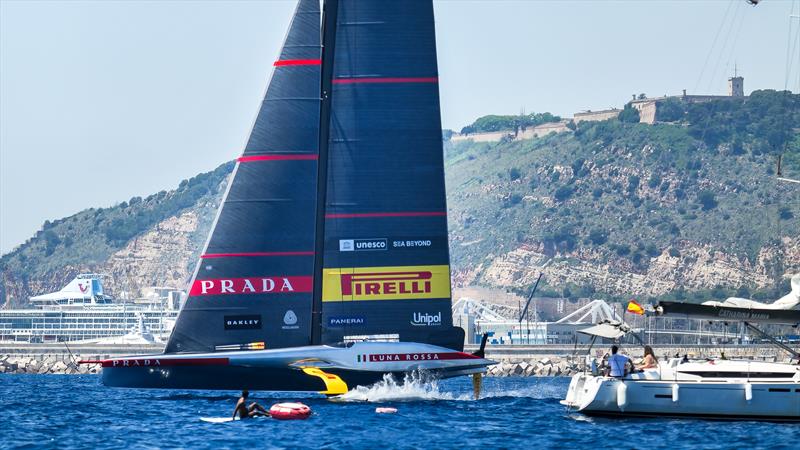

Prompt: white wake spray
[
  {"left": 333, "top": 372, "right": 564, "bottom": 402},
  {"left": 334, "top": 373, "right": 468, "bottom": 402}
]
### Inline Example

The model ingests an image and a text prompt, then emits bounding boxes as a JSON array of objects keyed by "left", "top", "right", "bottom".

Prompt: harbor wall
[
  {"left": 0, "top": 343, "right": 164, "bottom": 375},
  {"left": 1, "top": 343, "right": 790, "bottom": 376},
  {"left": 1, "top": 354, "right": 101, "bottom": 375}
]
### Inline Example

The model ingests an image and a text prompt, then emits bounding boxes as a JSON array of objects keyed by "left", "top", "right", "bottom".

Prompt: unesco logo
[{"left": 339, "top": 238, "right": 388, "bottom": 252}]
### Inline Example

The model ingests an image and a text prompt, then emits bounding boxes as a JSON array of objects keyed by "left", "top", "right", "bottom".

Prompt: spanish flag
[{"left": 626, "top": 300, "right": 644, "bottom": 315}]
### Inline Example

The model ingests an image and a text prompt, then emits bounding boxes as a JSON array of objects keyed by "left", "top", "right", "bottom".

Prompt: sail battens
[
  {"left": 333, "top": 77, "right": 438, "bottom": 85},
  {"left": 317, "top": 0, "right": 462, "bottom": 350},
  {"left": 325, "top": 211, "right": 447, "bottom": 219},
  {"left": 274, "top": 59, "right": 322, "bottom": 66},
  {"left": 165, "top": 0, "right": 321, "bottom": 353},
  {"left": 238, "top": 154, "right": 318, "bottom": 162},
  {"left": 201, "top": 252, "right": 315, "bottom": 259}
]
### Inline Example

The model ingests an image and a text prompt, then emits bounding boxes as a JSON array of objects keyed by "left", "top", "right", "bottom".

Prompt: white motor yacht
[
  {"left": 563, "top": 356, "right": 800, "bottom": 420},
  {"left": 561, "top": 277, "right": 800, "bottom": 421}
]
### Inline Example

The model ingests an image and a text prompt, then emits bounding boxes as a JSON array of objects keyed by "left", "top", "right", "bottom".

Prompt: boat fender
[
  {"left": 671, "top": 383, "right": 679, "bottom": 403},
  {"left": 616, "top": 382, "right": 628, "bottom": 411},
  {"left": 375, "top": 407, "right": 398, "bottom": 414},
  {"left": 269, "top": 402, "right": 311, "bottom": 420},
  {"left": 744, "top": 383, "right": 753, "bottom": 402}
]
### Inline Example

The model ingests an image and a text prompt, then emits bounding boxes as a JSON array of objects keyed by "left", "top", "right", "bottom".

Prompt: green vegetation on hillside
[
  {"left": 0, "top": 161, "right": 234, "bottom": 302},
  {"left": 445, "top": 90, "right": 800, "bottom": 296},
  {"left": 460, "top": 113, "right": 561, "bottom": 135}
]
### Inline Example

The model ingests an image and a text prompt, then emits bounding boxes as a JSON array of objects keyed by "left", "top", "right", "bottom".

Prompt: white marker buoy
[{"left": 375, "top": 407, "right": 398, "bottom": 414}]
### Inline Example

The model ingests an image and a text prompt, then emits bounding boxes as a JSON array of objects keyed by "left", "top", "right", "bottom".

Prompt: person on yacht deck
[
  {"left": 636, "top": 345, "right": 658, "bottom": 370},
  {"left": 607, "top": 345, "right": 633, "bottom": 377}
]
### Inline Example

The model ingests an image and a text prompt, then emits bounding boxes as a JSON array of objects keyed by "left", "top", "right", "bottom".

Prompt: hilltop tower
[{"left": 728, "top": 67, "right": 744, "bottom": 97}]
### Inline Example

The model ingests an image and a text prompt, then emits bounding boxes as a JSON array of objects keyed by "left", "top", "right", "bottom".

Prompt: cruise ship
[{"left": 0, "top": 274, "right": 181, "bottom": 343}]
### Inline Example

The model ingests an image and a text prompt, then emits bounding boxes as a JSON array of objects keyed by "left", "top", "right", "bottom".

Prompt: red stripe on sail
[
  {"left": 201, "top": 252, "right": 315, "bottom": 258},
  {"left": 333, "top": 77, "right": 439, "bottom": 85},
  {"left": 274, "top": 59, "right": 322, "bottom": 66},
  {"left": 366, "top": 352, "right": 480, "bottom": 362},
  {"left": 325, "top": 212, "right": 447, "bottom": 219},
  {"left": 96, "top": 358, "right": 230, "bottom": 368},
  {"left": 238, "top": 155, "right": 318, "bottom": 162}
]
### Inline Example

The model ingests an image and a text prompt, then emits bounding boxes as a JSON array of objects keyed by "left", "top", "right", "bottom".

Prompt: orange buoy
[
  {"left": 269, "top": 402, "right": 311, "bottom": 420},
  {"left": 375, "top": 407, "right": 397, "bottom": 414}
]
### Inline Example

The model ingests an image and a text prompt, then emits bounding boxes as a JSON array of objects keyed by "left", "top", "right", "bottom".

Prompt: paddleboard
[{"left": 200, "top": 417, "right": 238, "bottom": 423}]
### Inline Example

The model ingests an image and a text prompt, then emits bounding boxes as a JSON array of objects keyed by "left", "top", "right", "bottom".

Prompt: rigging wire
[
  {"left": 693, "top": 0, "right": 737, "bottom": 94},
  {"left": 704, "top": 0, "right": 743, "bottom": 94},
  {"left": 784, "top": 0, "right": 799, "bottom": 91}
]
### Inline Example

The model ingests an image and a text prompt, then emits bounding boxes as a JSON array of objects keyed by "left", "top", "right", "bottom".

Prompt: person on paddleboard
[{"left": 233, "top": 390, "right": 269, "bottom": 419}]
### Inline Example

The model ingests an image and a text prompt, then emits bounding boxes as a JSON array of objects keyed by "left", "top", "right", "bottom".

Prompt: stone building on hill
[{"left": 631, "top": 76, "right": 747, "bottom": 124}]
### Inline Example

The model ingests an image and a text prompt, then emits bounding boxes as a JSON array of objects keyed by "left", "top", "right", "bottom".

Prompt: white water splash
[
  {"left": 334, "top": 373, "right": 469, "bottom": 402},
  {"left": 333, "top": 373, "right": 565, "bottom": 402}
]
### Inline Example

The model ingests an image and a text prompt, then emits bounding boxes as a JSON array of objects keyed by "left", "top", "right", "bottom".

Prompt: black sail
[
  {"left": 318, "top": 0, "right": 463, "bottom": 349},
  {"left": 165, "top": 0, "right": 321, "bottom": 353}
]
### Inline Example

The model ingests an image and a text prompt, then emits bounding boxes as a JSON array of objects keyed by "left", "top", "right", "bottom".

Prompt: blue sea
[{"left": 2, "top": 374, "right": 797, "bottom": 450}]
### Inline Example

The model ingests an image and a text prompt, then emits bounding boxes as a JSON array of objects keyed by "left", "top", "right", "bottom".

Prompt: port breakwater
[
  {"left": 0, "top": 343, "right": 789, "bottom": 376},
  {"left": 0, "top": 343, "right": 164, "bottom": 375}
]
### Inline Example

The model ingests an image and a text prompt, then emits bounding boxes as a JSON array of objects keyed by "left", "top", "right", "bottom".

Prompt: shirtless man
[{"left": 233, "top": 390, "right": 269, "bottom": 419}]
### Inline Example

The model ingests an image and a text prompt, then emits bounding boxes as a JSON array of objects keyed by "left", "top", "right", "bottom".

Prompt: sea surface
[{"left": 2, "top": 374, "right": 797, "bottom": 450}]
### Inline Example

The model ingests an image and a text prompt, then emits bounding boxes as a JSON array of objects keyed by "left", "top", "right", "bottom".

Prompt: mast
[{"left": 311, "top": 0, "right": 339, "bottom": 345}]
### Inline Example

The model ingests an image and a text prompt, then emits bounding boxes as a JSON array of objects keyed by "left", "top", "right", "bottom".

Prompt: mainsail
[
  {"left": 316, "top": 0, "right": 463, "bottom": 349},
  {"left": 165, "top": 0, "right": 321, "bottom": 353},
  {"left": 166, "top": 0, "right": 463, "bottom": 354}
]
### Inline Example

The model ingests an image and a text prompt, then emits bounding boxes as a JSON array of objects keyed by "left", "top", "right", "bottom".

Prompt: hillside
[
  {"left": 446, "top": 90, "right": 800, "bottom": 301},
  {"left": 1, "top": 90, "right": 798, "bottom": 307},
  {"left": 0, "top": 162, "right": 233, "bottom": 307}
]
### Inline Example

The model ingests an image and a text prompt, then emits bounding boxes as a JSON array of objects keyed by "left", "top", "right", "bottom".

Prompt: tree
[
  {"left": 697, "top": 190, "right": 718, "bottom": 211},
  {"left": 588, "top": 228, "right": 608, "bottom": 245},
  {"left": 43, "top": 230, "right": 61, "bottom": 256},
  {"left": 618, "top": 104, "right": 640, "bottom": 123},
  {"left": 613, "top": 244, "right": 631, "bottom": 256},
  {"left": 655, "top": 98, "right": 685, "bottom": 122},
  {"left": 627, "top": 175, "right": 640, "bottom": 193},
  {"left": 554, "top": 185, "right": 574, "bottom": 202}
]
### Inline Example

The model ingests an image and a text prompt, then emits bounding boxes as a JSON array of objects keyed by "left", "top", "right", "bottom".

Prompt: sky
[{"left": 1, "top": 0, "right": 799, "bottom": 254}]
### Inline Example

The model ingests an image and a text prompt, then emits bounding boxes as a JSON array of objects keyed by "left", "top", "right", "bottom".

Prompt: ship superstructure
[{"left": 0, "top": 274, "right": 180, "bottom": 343}]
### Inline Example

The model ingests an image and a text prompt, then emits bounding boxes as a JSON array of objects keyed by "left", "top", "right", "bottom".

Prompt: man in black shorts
[{"left": 233, "top": 390, "right": 269, "bottom": 419}]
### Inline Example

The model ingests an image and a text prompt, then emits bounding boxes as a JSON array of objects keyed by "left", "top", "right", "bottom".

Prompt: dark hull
[{"left": 102, "top": 365, "right": 404, "bottom": 391}]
